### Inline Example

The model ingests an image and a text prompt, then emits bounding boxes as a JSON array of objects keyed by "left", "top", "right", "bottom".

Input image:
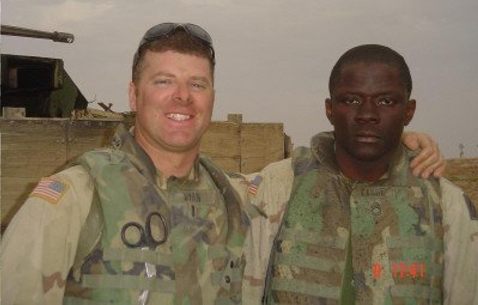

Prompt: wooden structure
[
  {"left": 1, "top": 114, "right": 286, "bottom": 230},
  {"left": 445, "top": 158, "right": 478, "bottom": 209},
  {"left": 3, "top": 113, "right": 475, "bottom": 232}
]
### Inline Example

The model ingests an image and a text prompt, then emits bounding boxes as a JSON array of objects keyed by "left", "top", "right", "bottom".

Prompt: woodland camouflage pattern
[
  {"left": 2, "top": 129, "right": 478, "bottom": 304},
  {"left": 2, "top": 124, "right": 250, "bottom": 305},
  {"left": 250, "top": 132, "right": 478, "bottom": 305},
  {"left": 265, "top": 132, "right": 444, "bottom": 304}
]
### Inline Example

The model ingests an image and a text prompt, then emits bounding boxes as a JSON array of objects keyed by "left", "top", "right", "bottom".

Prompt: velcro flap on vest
[
  {"left": 275, "top": 253, "right": 345, "bottom": 273},
  {"left": 82, "top": 274, "right": 175, "bottom": 293},
  {"left": 281, "top": 229, "right": 348, "bottom": 249},
  {"left": 271, "top": 278, "right": 341, "bottom": 300},
  {"left": 103, "top": 248, "right": 173, "bottom": 267},
  {"left": 63, "top": 296, "right": 128, "bottom": 305},
  {"left": 386, "top": 236, "right": 443, "bottom": 251},
  {"left": 389, "top": 285, "right": 441, "bottom": 302}
]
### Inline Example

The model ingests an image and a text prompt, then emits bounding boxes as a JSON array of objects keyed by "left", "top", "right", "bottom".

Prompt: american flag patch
[
  {"left": 248, "top": 175, "right": 263, "bottom": 196},
  {"left": 30, "top": 178, "right": 68, "bottom": 204}
]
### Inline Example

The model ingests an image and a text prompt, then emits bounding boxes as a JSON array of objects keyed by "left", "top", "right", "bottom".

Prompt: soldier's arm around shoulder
[
  {"left": 1, "top": 165, "right": 95, "bottom": 305},
  {"left": 227, "top": 159, "right": 294, "bottom": 305},
  {"left": 245, "top": 158, "right": 294, "bottom": 220},
  {"left": 440, "top": 178, "right": 478, "bottom": 305},
  {"left": 226, "top": 158, "right": 294, "bottom": 221}
]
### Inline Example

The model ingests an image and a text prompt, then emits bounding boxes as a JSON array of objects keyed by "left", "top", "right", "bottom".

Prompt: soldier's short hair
[
  {"left": 132, "top": 28, "right": 214, "bottom": 84},
  {"left": 329, "top": 44, "right": 412, "bottom": 96}
]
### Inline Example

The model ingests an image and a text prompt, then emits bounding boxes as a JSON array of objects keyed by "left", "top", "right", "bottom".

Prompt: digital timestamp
[{"left": 372, "top": 262, "right": 425, "bottom": 279}]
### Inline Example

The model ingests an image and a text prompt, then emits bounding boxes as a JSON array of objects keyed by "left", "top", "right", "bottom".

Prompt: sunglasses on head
[{"left": 136, "top": 23, "right": 215, "bottom": 65}]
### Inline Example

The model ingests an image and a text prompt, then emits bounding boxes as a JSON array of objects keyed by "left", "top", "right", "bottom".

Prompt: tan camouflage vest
[
  {"left": 63, "top": 126, "right": 249, "bottom": 305},
  {"left": 264, "top": 133, "right": 444, "bottom": 305}
]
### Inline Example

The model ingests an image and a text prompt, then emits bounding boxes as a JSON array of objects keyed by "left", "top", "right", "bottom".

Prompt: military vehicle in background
[
  {"left": 1, "top": 25, "right": 476, "bottom": 233},
  {"left": 1, "top": 24, "right": 88, "bottom": 117},
  {"left": 0, "top": 27, "right": 290, "bottom": 229}
]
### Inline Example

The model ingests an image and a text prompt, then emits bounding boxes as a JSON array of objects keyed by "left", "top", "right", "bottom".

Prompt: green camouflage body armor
[
  {"left": 264, "top": 132, "right": 444, "bottom": 305},
  {"left": 63, "top": 125, "right": 249, "bottom": 305}
]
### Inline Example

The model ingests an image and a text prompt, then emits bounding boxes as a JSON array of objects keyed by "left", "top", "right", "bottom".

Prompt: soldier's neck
[
  {"left": 133, "top": 133, "right": 199, "bottom": 178},
  {"left": 335, "top": 150, "right": 391, "bottom": 182},
  {"left": 152, "top": 150, "right": 197, "bottom": 179}
]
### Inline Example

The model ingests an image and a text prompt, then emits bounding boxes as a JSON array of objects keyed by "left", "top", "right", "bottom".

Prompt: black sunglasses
[{"left": 136, "top": 23, "right": 215, "bottom": 65}]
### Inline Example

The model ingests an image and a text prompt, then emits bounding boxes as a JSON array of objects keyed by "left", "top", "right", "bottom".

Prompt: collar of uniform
[
  {"left": 155, "top": 155, "right": 201, "bottom": 190},
  {"left": 384, "top": 144, "right": 413, "bottom": 182},
  {"left": 111, "top": 123, "right": 158, "bottom": 183},
  {"left": 112, "top": 123, "right": 201, "bottom": 189},
  {"left": 112, "top": 123, "right": 199, "bottom": 189},
  {"left": 310, "top": 131, "right": 341, "bottom": 175},
  {"left": 310, "top": 131, "right": 408, "bottom": 183}
]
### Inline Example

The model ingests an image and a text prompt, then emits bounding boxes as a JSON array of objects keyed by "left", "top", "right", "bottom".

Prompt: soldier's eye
[
  {"left": 344, "top": 98, "right": 360, "bottom": 105},
  {"left": 377, "top": 98, "right": 394, "bottom": 106}
]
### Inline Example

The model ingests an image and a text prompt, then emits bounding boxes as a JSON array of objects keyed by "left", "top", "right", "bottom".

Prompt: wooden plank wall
[
  {"left": 1, "top": 116, "right": 285, "bottom": 229},
  {"left": 445, "top": 158, "right": 478, "bottom": 209},
  {"left": 200, "top": 121, "right": 241, "bottom": 173},
  {"left": 241, "top": 123, "right": 285, "bottom": 173},
  {"left": 67, "top": 120, "right": 120, "bottom": 159},
  {"left": 4, "top": 116, "right": 476, "bottom": 232},
  {"left": 1, "top": 119, "right": 123, "bottom": 228},
  {"left": 1, "top": 119, "right": 68, "bottom": 225}
]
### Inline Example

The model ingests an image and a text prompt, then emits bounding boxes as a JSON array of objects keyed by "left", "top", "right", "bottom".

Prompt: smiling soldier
[
  {"left": 2, "top": 23, "right": 250, "bottom": 305},
  {"left": 1, "top": 27, "right": 448, "bottom": 305}
]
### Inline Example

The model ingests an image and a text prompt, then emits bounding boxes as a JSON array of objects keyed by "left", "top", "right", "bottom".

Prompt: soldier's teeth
[{"left": 166, "top": 114, "right": 190, "bottom": 121}]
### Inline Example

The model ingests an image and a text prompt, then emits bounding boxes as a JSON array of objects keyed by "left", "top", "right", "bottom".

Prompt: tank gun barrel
[{"left": 1, "top": 25, "right": 74, "bottom": 43}]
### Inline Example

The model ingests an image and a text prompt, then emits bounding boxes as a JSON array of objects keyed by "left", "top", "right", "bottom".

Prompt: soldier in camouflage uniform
[
  {"left": 257, "top": 44, "right": 478, "bottom": 304},
  {"left": 1, "top": 24, "right": 445, "bottom": 305},
  {"left": 2, "top": 23, "right": 251, "bottom": 305}
]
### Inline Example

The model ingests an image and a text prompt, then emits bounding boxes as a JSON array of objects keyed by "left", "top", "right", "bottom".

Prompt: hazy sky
[{"left": 2, "top": 0, "right": 478, "bottom": 158}]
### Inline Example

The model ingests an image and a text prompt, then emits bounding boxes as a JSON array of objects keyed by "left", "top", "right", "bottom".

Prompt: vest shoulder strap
[
  {"left": 199, "top": 154, "right": 250, "bottom": 252},
  {"left": 71, "top": 151, "right": 111, "bottom": 271},
  {"left": 199, "top": 154, "right": 237, "bottom": 202},
  {"left": 72, "top": 190, "right": 104, "bottom": 270}
]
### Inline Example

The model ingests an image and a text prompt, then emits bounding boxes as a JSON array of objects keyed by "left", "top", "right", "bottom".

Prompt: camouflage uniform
[
  {"left": 3, "top": 128, "right": 477, "bottom": 305},
  {"left": 1, "top": 124, "right": 250, "bottom": 305},
  {"left": 238, "top": 159, "right": 294, "bottom": 304},
  {"left": 249, "top": 132, "right": 478, "bottom": 305}
]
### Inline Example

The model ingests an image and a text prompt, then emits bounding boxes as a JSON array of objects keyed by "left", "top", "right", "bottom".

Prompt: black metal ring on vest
[
  {"left": 121, "top": 221, "right": 145, "bottom": 248},
  {"left": 121, "top": 212, "right": 168, "bottom": 249},
  {"left": 145, "top": 212, "right": 168, "bottom": 245}
]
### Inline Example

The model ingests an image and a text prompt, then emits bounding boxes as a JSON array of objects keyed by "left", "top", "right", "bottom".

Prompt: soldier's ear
[
  {"left": 404, "top": 99, "right": 416, "bottom": 126},
  {"left": 325, "top": 98, "right": 334, "bottom": 125},
  {"left": 129, "top": 82, "right": 138, "bottom": 111}
]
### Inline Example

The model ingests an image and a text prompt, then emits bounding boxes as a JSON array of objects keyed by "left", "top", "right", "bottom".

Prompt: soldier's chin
[{"left": 350, "top": 149, "right": 385, "bottom": 162}]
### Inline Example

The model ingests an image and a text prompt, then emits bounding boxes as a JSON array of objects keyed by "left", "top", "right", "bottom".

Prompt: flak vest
[
  {"left": 264, "top": 135, "right": 444, "bottom": 305},
  {"left": 63, "top": 128, "right": 249, "bottom": 305}
]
